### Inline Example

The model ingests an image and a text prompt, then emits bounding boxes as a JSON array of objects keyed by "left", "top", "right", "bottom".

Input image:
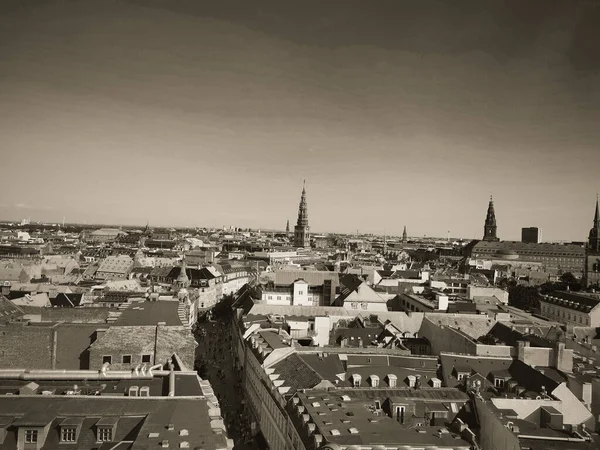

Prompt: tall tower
[
  {"left": 294, "top": 181, "right": 310, "bottom": 248},
  {"left": 402, "top": 226, "right": 407, "bottom": 244},
  {"left": 286, "top": 219, "right": 290, "bottom": 237},
  {"left": 174, "top": 254, "right": 190, "bottom": 291},
  {"left": 483, "top": 195, "right": 499, "bottom": 242},
  {"left": 585, "top": 196, "right": 600, "bottom": 287},
  {"left": 589, "top": 195, "right": 600, "bottom": 253}
]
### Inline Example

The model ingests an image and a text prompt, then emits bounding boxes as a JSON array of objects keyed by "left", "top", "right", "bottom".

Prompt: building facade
[
  {"left": 522, "top": 227, "right": 541, "bottom": 244},
  {"left": 540, "top": 291, "right": 600, "bottom": 328}
]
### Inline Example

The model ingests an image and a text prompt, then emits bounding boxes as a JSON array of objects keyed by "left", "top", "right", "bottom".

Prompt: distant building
[
  {"left": 0, "top": 265, "right": 30, "bottom": 284},
  {"left": 261, "top": 270, "right": 339, "bottom": 306},
  {"left": 469, "top": 241, "right": 585, "bottom": 275},
  {"left": 95, "top": 255, "right": 134, "bottom": 280},
  {"left": 521, "top": 226, "right": 541, "bottom": 244},
  {"left": 86, "top": 228, "right": 127, "bottom": 243},
  {"left": 293, "top": 181, "right": 310, "bottom": 248},
  {"left": 89, "top": 324, "right": 197, "bottom": 371},
  {"left": 540, "top": 290, "right": 600, "bottom": 328},
  {"left": 334, "top": 274, "right": 389, "bottom": 312}
]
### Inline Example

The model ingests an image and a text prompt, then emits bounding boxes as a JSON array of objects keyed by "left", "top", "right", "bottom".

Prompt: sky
[{"left": 0, "top": 0, "right": 599, "bottom": 240}]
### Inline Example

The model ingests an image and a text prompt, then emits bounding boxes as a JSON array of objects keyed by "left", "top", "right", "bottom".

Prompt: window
[
  {"left": 141, "top": 354, "right": 151, "bottom": 363},
  {"left": 97, "top": 428, "right": 112, "bottom": 442},
  {"left": 61, "top": 427, "right": 76, "bottom": 442},
  {"left": 298, "top": 291, "right": 303, "bottom": 295},
  {"left": 122, "top": 355, "right": 131, "bottom": 364},
  {"left": 25, "top": 430, "right": 38, "bottom": 443},
  {"left": 495, "top": 378, "right": 505, "bottom": 388},
  {"left": 102, "top": 355, "right": 112, "bottom": 364}
]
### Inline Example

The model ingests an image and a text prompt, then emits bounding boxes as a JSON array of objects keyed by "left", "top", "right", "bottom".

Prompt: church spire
[
  {"left": 589, "top": 195, "right": 600, "bottom": 253},
  {"left": 296, "top": 180, "right": 308, "bottom": 228},
  {"left": 594, "top": 194, "right": 599, "bottom": 228},
  {"left": 294, "top": 181, "right": 310, "bottom": 248},
  {"left": 483, "top": 195, "right": 499, "bottom": 242},
  {"left": 402, "top": 225, "right": 407, "bottom": 244}
]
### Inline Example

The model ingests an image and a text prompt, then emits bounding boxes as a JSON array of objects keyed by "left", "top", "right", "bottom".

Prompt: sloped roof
[
  {"left": 440, "top": 353, "right": 514, "bottom": 388},
  {"left": 113, "top": 302, "right": 183, "bottom": 327},
  {"left": 0, "top": 397, "right": 229, "bottom": 450},
  {"left": 0, "top": 295, "right": 24, "bottom": 323},
  {"left": 271, "top": 353, "right": 323, "bottom": 395},
  {"left": 270, "top": 270, "right": 339, "bottom": 287}
]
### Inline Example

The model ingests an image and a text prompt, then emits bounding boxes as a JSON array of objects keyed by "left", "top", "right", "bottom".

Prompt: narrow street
[{"left": 194, "top": 316, "right": 258, "bottom": 450}]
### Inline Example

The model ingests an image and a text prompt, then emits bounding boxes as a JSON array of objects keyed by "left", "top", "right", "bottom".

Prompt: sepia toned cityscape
[{"left": 1, "top": 1, "right": 600, "bottom": 450}]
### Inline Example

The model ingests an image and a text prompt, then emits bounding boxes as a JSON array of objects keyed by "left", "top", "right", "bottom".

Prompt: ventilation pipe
[
  {"left": 0, "top": 369, "right": 154, "bottom": 381},
  {"left": 168, "top": 367, "right": 176, "bottom": 397},
  {"left": 148, "top": 364, "right": 162, "bottom": 377}
]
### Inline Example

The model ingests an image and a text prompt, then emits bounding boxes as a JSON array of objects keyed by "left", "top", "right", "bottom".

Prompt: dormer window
[
  {"left": 25, "top": 429, "right": 38, "bottom": 443},
  {"left": 59, "top": 417, "right": 84, "bottom": 443},
  {"left": 97, "top": 427, "right": 112, "bottom": 442},
  {"left": 96, "top": 417, "right": 118, "bottom": 443},
  {"left": 370, "top": 375, "right": 380, "bottom": 387},
  {"left": 61, "top": 427, "right": 76, "bottom": 442}
]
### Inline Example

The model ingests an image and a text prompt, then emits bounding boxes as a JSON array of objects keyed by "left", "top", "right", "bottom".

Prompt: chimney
[
  {"left": 517, "top": 340, "right": 530, "bottom": 362},
  {"left": 553, "top": 342, "right": 571, "bottom": 373}
]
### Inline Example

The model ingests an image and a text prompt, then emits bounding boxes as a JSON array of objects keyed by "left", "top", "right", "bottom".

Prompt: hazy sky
[{"left": 1, "top": 0, "right": 599, "bottom": 240}]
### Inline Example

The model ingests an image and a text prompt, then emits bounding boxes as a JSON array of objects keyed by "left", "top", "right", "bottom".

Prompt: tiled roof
[
  {"left": 0, "top": 294, "right": 24, "bottom": 323},
  {"left": 0, "top": 397, "right": 229, "bottom": 450},
  {"left": 97, "top": 256, "right": 134, "bottom": 275},
  {"left": 440, "top": 353, "right": 513, "bottom": 388},
  {"left": 270, "top": 270, "right": 339, "bottom": 287},
  {"left": 113, "top": 302, "right": 183, "bottom": 327},
  {"left": 271, "top": 354, "right": 322, "bottom": 394},
  {"left": 542, "top": 291, "right": 600, "bottom": 310}
]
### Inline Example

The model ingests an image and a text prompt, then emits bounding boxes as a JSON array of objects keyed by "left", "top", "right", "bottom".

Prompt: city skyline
[{"left": 1, "top": 0, "right": 599, "bottom": 240}]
